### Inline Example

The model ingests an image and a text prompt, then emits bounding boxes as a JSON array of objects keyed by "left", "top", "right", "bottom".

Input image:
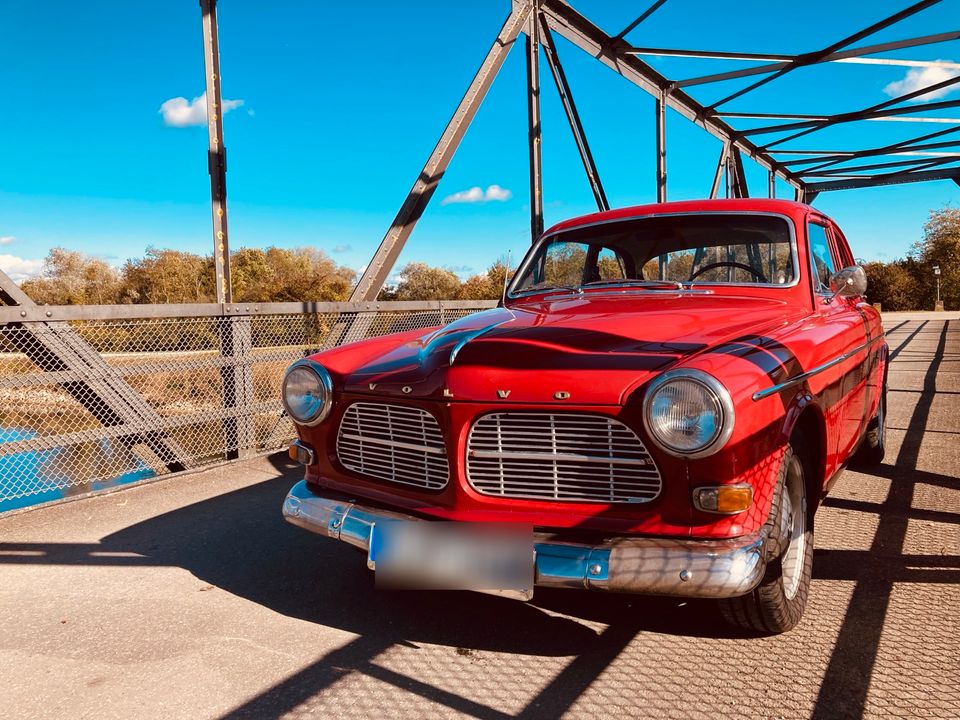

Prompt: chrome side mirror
[{"left": 828, "top": 265, "right": 867, "bottom": 301}]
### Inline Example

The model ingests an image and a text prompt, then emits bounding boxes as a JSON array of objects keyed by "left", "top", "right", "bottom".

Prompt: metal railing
[{"left": 0, "top": 300, "right": 496, "bottom": 512}]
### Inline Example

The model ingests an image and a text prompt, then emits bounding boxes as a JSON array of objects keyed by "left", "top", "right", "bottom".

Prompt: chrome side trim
[
  {"left": 282, "top": 480, "right": 769, "bottom": 600},
  {"left": 751, "top": 334, "right": 884, "bottom": 401}
]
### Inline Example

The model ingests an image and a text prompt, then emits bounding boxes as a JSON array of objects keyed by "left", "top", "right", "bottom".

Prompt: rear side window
[{"left": 808, "top": 223, "right": 836, "bottom": 293}]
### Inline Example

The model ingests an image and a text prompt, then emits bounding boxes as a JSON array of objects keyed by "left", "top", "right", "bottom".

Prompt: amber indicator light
[{"left": 693, "top": 485, "right": 753, "bottom": 514}]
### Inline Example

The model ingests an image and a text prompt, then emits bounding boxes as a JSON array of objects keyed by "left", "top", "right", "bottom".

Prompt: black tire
[
  {"left": 853, "top": 387, "right": 886, "bottom": 466},
  {"left": 719, "top": 442, "right": 814, "bottom": 634}
]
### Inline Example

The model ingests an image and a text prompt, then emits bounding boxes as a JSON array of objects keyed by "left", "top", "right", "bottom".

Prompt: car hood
[{"left": 341, "top": 293, "right": 803, "bottom": 404}]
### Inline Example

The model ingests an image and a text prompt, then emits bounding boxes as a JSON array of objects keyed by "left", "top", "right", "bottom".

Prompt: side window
[
  {"left": 540, "top": 241, "right": 589, "bottom": 287},
  {"left": 807, "top": 223, "right": 837, "bottom": 293},
  {"left": 596, "top": 247, "right": 625, "bottom": 281}
]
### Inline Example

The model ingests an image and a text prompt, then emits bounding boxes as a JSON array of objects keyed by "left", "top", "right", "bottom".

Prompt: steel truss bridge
[{"left": 0, "top": 0, "right": 958, "bottom": 512}]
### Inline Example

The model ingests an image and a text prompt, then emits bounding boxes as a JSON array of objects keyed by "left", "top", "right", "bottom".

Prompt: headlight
[
  {"left": 282, "top": 360, "right": 333, "bottom": 426},
  {"left": 642, "top": 369, "right": 734, "bottom": 458}
]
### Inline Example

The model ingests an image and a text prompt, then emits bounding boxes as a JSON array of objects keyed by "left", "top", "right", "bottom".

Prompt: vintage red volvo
[{"left": 281, "top": 198, "right": 887, "bottom": 633}]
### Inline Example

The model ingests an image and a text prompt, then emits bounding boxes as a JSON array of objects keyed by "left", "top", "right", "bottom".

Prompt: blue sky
[{"left": 0, "top": 0, "right": 958, "bottom": 282}]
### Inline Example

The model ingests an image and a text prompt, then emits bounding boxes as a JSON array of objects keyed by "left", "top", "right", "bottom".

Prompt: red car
[{"left": 281, "top": 198, "right": 886, "bottom": 633}]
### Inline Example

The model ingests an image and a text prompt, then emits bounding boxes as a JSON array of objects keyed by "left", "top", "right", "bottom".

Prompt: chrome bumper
[{"left": 282, "top": 480, "right": 769, "bottom": 600}]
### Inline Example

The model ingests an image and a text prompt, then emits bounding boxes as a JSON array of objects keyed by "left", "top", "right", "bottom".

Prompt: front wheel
[
  {"left": 719, "top": 443, "right": 814, "bottom": 634},
  {"left": 853, "top": 388, "right": 886, "bottom": 466}
]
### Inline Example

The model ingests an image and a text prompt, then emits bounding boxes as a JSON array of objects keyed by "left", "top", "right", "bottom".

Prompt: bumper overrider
[{"left": 282, "top": 480, "right": 769, "bottom": 600}]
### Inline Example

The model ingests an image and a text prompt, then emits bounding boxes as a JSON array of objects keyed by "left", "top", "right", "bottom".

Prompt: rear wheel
[{"left": 719, "top": 442, "right": 814, "bottom": 634}]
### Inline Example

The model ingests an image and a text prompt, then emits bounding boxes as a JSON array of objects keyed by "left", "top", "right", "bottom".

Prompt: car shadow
[{"left": 93, "top": 452, "right": 741, "bottom": 654}]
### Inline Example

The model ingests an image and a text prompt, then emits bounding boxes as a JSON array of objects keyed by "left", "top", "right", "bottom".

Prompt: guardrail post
[{"left": 220, "top": 312, "right": 255, "bottom": 459}]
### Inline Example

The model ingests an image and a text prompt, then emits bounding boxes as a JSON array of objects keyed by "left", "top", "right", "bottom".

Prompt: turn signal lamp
[
  {"left": 693, "top": 485, "right": 753, "bottom": 514},
  {"left": 288, "top": 441, "right": 316, "bottom": 466}
]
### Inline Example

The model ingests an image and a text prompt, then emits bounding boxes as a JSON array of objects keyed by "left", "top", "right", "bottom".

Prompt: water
[{"left": 0, "top": 427, "right": 156, "bottom": 513}]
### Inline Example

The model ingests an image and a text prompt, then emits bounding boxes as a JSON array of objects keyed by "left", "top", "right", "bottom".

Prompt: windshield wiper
[{"left": 580, "top": 278, "right": 684, "bottom": 290}]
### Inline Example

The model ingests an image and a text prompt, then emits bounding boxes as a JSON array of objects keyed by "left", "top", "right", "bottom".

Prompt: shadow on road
[{"left": 1, "top": 319, "right": 955, "bottom": 719}]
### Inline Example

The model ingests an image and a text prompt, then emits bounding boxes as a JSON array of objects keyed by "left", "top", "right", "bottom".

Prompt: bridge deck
[{"left": 1, "top": 312, "right": 957, "bottom": 720}]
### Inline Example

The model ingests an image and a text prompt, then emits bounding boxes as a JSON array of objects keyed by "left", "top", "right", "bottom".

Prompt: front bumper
[{"left": 282, "top": 480, "right": 769, "bottom": 600}]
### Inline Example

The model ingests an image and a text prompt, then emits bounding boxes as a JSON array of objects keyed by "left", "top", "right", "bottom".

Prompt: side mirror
[{"left": 828, "top": 265, "right": 867, "bottom": 300}]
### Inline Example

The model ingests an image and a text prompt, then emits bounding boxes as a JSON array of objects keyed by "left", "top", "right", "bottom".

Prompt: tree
[
  {"left": 458, "top": 259, "right": 514, "bottom": 300},
  {"left": 21, "top": 248, "right": 123, "bottom": 304},
  {"left": 121, "top": 248, "right": 214, "bottom": 303},
  {"left": 393, "top": 262, "right": 461, "bottom": 300},
  {"left": 908, "top": 205, "right": 960, "bottom": 310},
  {"left": 862, "top": 260, "right": 916, "bottom": 311},
  {"left": 236, "top": 247, "right": 355, "bottom": 302}
]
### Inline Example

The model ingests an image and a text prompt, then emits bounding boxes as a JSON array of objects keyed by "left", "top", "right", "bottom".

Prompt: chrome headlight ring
[
  {"left": 642, "top": 368, "right": 735, "bottom": 459},
  {"left": 282, "top": 359, "right": 334, "bottom": 427}
]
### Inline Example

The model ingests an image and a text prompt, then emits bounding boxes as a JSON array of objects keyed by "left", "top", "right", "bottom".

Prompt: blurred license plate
[{"left": 368, "top": 521, "right": 534, "bottom": 601}]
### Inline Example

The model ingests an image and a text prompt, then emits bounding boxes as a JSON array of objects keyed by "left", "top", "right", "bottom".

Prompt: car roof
[{"left": 542, "top": 198, "right": 817, "bottom": 237}]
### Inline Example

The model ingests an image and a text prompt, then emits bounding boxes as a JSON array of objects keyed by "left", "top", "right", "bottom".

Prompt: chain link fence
[{"left": 0, "top": 301, "right": 495, "bottom": 512}]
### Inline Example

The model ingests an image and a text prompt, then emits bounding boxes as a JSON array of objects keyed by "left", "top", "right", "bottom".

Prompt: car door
[
  {"left": 830, "top": 221, "right": 883, "bottom": 451},
  {"left": 807, "top": 219, "right": 869, "bottom": 462}
]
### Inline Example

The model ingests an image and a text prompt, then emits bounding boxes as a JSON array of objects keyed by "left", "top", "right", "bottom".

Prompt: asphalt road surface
[{"left": 1, "top": 311, "right": 957, "bottom": 719}]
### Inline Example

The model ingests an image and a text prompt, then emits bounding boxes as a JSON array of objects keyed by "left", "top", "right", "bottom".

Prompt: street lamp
[{"left": 933, "top": 265, "right": 942, "bottom": 311}]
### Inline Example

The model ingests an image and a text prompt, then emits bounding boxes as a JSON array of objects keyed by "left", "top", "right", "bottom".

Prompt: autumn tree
[
  {"left": 233, "top": 247, "right": 355, "bottom": 302},
  {"left": 393, "top": 262, "right": 462, "bottom": 300},
  {"left": 121, "top": 248, "right": 214, "bottom": 303},
  {"left": 458, "top": 259, "right": 514, "bottom": 300},
  {"left": 908, "top": 205, "right": 960, "bottom": 310},
  {"left": 21, "top": 248, "right": 123, "bottom": 304},
  {"left": 862, "top": 260, "right": 916, "bottom": 311}
]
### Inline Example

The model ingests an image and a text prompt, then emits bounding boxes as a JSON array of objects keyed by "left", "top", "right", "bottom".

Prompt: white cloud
[
  {"left": 441, "top": 184, "right": 513, "bottom": 205},
  {"left": 332, "top": 244, "right": 352, "bottom": 253},
  {"left": 0, "top": 236, "right": 15, "bottom": 246},
  {"left": 0, "top": 254, "right": 44, "bottom": 282},
  {"left": 883, "top": 62, "right": 960, "bottom": 103},
  {"left": 160, "top": 92, "right": 245, "bottom": 127},
  {"left": 484, "top": 184, "right": 511, "bottom": 202}
]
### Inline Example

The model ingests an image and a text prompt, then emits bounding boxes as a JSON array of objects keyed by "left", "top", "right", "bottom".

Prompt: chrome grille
[
  {"left": 336, "top": 402, "right": 449, "bottom": 490},
  {"left": 466, "top": 413, "right": 661, "bottom": 503}
]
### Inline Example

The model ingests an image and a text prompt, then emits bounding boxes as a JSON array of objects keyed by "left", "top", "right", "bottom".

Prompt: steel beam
[
  {"left": 612, "top": 0, "right": 669, "bottom": 40},
  {"left": 782, "top": 128, "right": 960, "bottom": 172},
  {"left": 526, "top": 4, "right": 544, "bottom": 241},
  {"left": 768, "top": 170, "right": 776, "bottom": 198},
  {"left": 709, "top": 143, "right": 727, "bottom": 199},
  {"left": 200, "top": 0, "right": 232, "bottom": 305},
  {"left": 667, "top": 30, "right": 960, "bottom": 88},
  {"left": 705, "top": 0, "right": 943, "bottom": 109},
  {"left": 539, "top": 1, "right": 803, "bottom": 191},
  {"left": 349, "top": 3, "right": 532, "bottom": 302},
  {"left": 725, "top": 150, "right": 736, "bottom": 199},
  {"left": 750, "top": 97, "right": 960, "bottom": 146},
  {"left": 717, "top": 111, "right": 960, "bottom": 124},
  {"left": 805, "top": 165, "right": 960, "bottom": 192},
  {"left": 800, "top": 155, "right": 960, "bottom": 177},
  {"left": 655, "top": 91, "right": 667, "bottom": 202},
  {"left": 0, "top": 299, "right": 497, "bottom": 324},
  {"left": 730, "top": 147, "right": 749, "bottom": 198},
  {"left": 538, "top": 13, "right": 609, "bottom": 211}
]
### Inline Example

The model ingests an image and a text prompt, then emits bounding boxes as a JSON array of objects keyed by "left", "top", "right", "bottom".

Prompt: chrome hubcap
[{"left": 780, "top": 455, "right": 807, "bottom": 600}]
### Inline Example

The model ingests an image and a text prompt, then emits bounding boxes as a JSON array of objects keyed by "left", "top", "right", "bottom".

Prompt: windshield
[{"left": 510, "top": 213, "right": 796, "bottom": 296}]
